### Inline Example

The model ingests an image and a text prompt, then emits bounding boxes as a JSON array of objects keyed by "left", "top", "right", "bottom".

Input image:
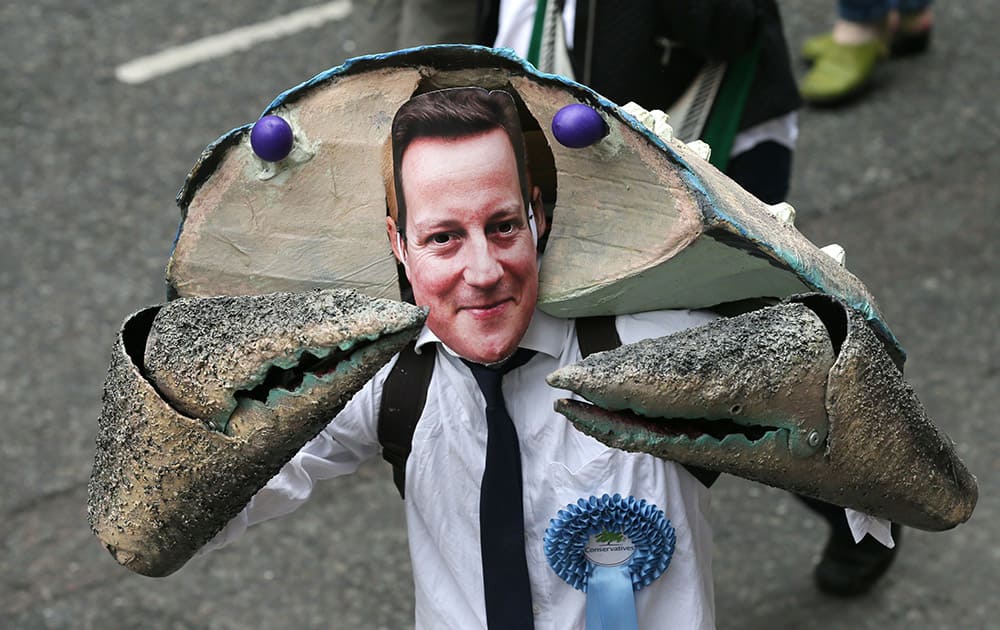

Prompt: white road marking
[{"left": 115, "top": 0, "right": 353, "bottom": 84}]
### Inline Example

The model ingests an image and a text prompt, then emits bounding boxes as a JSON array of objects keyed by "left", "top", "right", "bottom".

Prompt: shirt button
[{"left": 533, "top": 604, "right": 541, "bottom": 615}]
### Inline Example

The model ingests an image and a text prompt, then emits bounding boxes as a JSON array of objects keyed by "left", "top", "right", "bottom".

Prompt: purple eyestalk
[
  {"left": 250, "top": 115, "right": 294, "bottom": 162},
  {"left": 552, "top": 104, "right": 608, "bottom": 148}
]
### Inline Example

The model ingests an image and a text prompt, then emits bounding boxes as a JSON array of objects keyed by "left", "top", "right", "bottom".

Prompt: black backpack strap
[
  {"left": 575, "top": 315, "right": 621, "bottom": 357},
  {"left": 575, "top": 316, "right": 720, "bottom": 489},
  {"left": 378, "top": 341, "right": 436, "bottom": 499}
]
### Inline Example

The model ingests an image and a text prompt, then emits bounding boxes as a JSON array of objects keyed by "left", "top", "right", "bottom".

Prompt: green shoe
[
  {"left": 799, "top": 39, "right": 888, "bottom": 105},
  {"left": 802, "top": 29, "right": 930, "bottom": 63},
  {"left": 801, "top": 32, "right": 835, "bottom": 63}
]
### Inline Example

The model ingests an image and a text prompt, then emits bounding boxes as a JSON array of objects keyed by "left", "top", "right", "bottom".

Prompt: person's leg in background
[
  {"left": 800, "top": 0, "right": 933, "bottom": 105},
  {"left": 890, "top": 0, "right": 934, "bottom": 56}
]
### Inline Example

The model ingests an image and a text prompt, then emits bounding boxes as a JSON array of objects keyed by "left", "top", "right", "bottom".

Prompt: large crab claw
[
  {"left": 547, "top": 295, "right": 977, "bottom": 531},
  {"left": 88, "top": 289, "right": 425, "bottom": 577}
]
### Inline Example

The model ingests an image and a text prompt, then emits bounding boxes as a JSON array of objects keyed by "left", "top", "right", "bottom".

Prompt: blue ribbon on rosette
[{"left": 544, "top": 494, "right": 675, "bottom": 630}]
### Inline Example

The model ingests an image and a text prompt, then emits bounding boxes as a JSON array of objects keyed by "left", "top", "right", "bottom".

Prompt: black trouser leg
[
  {"left": 797, "top": 494, "right": 856, "bottom": 543},
  {"left": 725, "top": 140, "right": 793, "bottom": 205},
  {"left": 797, "top": 494, "right": 903, "bottom": 596}
]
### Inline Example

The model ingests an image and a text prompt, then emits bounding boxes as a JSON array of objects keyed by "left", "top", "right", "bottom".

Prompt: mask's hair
[{"left": 385, "top": 87, "right": 530, "bottom": 239}]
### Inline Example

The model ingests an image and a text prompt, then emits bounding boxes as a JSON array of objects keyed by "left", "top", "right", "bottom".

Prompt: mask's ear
[
  {"left": 386, "top": 216, "right": 407, "bottom": 266},
  {"left": 529, "top": 185, "right": 546, "bottom": 248},
  {"left": 528, "top": 202, "right": 538, "bottom": 247}
]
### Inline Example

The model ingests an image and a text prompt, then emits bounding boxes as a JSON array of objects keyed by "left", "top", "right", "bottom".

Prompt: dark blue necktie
[{"left": 464, "top": 348, "right": 537, "bottom": 630}]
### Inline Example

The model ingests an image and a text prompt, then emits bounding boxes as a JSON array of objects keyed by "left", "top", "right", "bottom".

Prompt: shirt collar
[{"left": 414, "top": 307, "right": 572, "bottom": 360}]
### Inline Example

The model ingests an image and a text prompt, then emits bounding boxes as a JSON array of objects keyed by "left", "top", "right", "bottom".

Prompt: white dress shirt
[{"left": 206, "top": 307, "right": 721, "bottom": 629}]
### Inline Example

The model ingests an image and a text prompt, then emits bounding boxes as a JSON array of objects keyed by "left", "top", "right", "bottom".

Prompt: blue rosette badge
[{"left": 544, "top": 494, "right": 676, "bottom": 630}]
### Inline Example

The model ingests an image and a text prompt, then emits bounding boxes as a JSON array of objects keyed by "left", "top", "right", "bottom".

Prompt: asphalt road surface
[{"left": 3, "top": 2, "right": 997, "bottom": 628}]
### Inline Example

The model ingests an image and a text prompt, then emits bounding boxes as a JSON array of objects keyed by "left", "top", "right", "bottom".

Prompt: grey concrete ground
[{"left": 2, "top": 1, "right": 996, "bottom": 628}]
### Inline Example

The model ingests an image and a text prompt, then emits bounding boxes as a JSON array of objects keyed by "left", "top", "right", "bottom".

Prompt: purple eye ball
[
  {"left": 551, "top": 104, "right": 608, "bottom": 148},
  {"left": 250, "top": 115, "right": 294, "bottom": 162}
]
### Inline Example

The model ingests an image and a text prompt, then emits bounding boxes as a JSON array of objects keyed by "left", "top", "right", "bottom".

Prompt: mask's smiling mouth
[{"left": 462, "top": 298, "right": 513, "bottom": 317}]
